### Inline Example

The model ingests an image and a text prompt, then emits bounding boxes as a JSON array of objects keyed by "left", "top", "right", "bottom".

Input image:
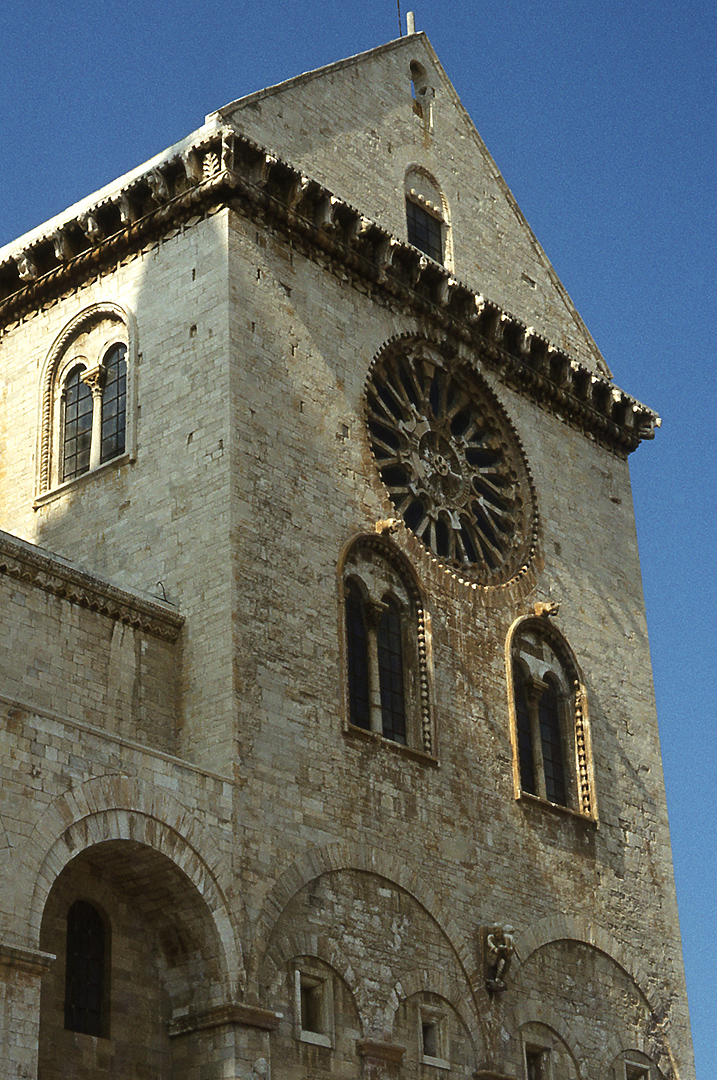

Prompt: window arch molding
[
  {"left": 339, "top": 534, "right": 434, "bottom": 756},
  {"left": 506, "top": 614, "right": 596, "bottom": 819},
  {"left": 36, "top": 301, "right": 136, "bottom": 498},
  {"left": 404, "top": 164, "right": 452, "bottom": 269}
]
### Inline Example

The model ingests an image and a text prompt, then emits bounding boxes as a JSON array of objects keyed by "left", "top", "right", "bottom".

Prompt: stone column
[{"left": 0, "top": 943, "right": 55, "bottom": 1080}]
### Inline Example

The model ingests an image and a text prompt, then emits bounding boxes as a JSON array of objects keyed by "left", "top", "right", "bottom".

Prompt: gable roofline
[
  {"left": 211, "top": 32, "right": 610, "bottom": 379},
  {"left": 208, "top": 34, "right": 414, "bottom": 121}
]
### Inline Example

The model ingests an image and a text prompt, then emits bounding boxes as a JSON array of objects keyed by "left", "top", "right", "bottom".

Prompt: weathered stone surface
[{"left": 0, "top": 32, "right": 694, "bottom": 1080}]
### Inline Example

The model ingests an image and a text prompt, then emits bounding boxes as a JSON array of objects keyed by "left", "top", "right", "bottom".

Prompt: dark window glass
[
  {"left": 526, "top": 1048, "right": 546, "bottom": 1080},
  {"left": 62, "top": 368, "right": 93, "bottom": 481},
  {"left": 406, "top": 199, "right": 443, "bottom": 263},
  {"left": 300, "top": 979, "right": 324, "bottom": 1033},
  {"left": 377, "top": 597, "right": 407, "bottom": 744},
  {"left": 514, "top": 666, "right": 536, "bottom": 795},
  {"left": 346, "top": 582, "right": 370, "bottom": 730},
  {"left": 64, "top": 900, "right": 106, "bottom": 1037},
  {"left": 539, "top": 679, "right": 567, "bottom": 805},
  {"left": 100, "top": 344, "right": 127, "bottom": 463}
]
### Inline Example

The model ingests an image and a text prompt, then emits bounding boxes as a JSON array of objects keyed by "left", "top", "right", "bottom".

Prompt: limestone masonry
[{"left": 0, "top": 30, "right": 695, "bottom": 1080}]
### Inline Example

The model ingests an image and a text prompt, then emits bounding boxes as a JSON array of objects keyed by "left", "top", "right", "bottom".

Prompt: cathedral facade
[{"left": 0, "top": 31, "right": 695, "bottom": 1080}]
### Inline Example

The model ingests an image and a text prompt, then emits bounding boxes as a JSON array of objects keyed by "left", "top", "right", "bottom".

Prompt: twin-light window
[
  {"left": 37, "top": 304, "right": 130, "bottom": 499},
  {"left": 61, "top": 344, "right": 127, "bottom": 482},
  {"left": 343, "top": 538, "right": 433, "bottom": 756}
]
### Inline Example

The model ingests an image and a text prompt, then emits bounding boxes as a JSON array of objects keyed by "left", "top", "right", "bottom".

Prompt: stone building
[{"left": 0, "top": 28, "right": 695, "bottom": 1080}]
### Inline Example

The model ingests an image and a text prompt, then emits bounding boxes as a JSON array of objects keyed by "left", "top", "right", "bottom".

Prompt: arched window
[
  {"left": 404, "top": 167, "right": 449, "bottom": 266},
  {"left": 64, "top": 900, "right": 108, "bottom": 1037},
  {"left": 100, "top": 343, "right": 127, "bottom": 463},
  {"left": 61, "top": 366, "right": 93, "bottom": 481},
  {"left": 37, "top": 304, "right": 132, "bottom": 498},
  {"left": 346, "top": 580, "right": 371, "bottom": 731},
  {"left": 342, "top": 537, "right": 432, "bottom": 754},
  {"left": 508, "top": 617, "right": 595, "bottom": 818},
  {"left": 377, "top": 596, "right": 407, "bottom": 744},
  {"left": 409, "top": 61, "right": 433, "bottom": 122}
]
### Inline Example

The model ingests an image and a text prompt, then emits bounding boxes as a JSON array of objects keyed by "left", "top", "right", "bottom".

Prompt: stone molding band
[
  {"left": 167, "top": 1001, "right": 282, "bottom": 1038},
  {"left": 0, "top": 942, "right": 56, "bottom": 975},
  {"left": 0, "top": 530, "right": 184, "bottom": 642},
  {"left": 0, "top": 130, "right": 658, "bottom": 456}
]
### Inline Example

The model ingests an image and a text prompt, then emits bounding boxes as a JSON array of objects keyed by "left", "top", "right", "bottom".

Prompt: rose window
[{"left": 366, "top": 345, "right": 536, "bottom": 585}]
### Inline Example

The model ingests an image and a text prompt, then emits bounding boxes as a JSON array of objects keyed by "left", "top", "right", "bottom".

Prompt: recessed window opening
[
  {"left": 509, "top": 618, "right": 594, "bottom": 818},
  {"left": 525, "top": 1046, "right": 548, "bottom": 1080},
  {"left": 404, "top": 167, "right": 448, "bottom": 266},
  {"left": 62, "top": 367, "right": 93, "bottom": 482},
  {"left": 422, "top": 1020, "right": 438, "bottom": 1058},
  {"left": 377, "top": 595, "right": 407, "bottom": 744},
  {"left": 625, "top": 1066, "right": 649, "bottom": 1080},
  {"left": 64, "top": 899, "right": 108, "bottom": 1037},
  {"left": 406, "top": 199, "right": 443, "bottom": 263},
  {"left": 300, "top": 977, "right": 324, "bottom": 1034},
  {"left": 342, "top": 538, "right": 433, "bottom": 755},
  {"left": 346, "top": 580, "right": 371, "bottom": 731},
  {"left": 100, "top": 344, "right": 127, "bottom": 463},
  {"left": 410, "top": 60, "right": 431, "bottom": 119},
  {"left": 294, "top": 965, "right": 334, "bottom": 1048}
]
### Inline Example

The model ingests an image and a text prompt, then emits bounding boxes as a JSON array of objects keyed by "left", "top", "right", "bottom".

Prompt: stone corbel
[
  {"left": 346, "top": 214, "right": 375, "bottom": 245},
  {"left": 635, "top": 410, "right": 660, "bottom": 441},
  {"left": 547, "top": 345, "right": 570, "bottom": 386},
  {"left": 79, "top": 213, "right": 103, "bottom": 244},
  {"left": 147, "top": 169, "right": 169, "bottom": 203},
  {"left": 518, "top": 325, "right": 535, "bottom": 357},
  {"left": 251, "top": 152, "right": 278, "bottom": 187},
  {"left": 181, "top": 149, "right": 203, "bottom": 185},
  {"left": 113, "top": 192, "right": 137, "bottom": 226},
  {"left": 288, "top": 174, "right": 312, "bottom": 210},
  {"left": 315, "top": 194, "right": 342, "bottom": 230},
  {"left": 50, "top": 229, "right": 71, "bottom": 262},
  {"left": 434, "top": 275, "right": 457, "bottom": 307},
  {"left": 15, "top": 251, "right": 38, "bottom": 281}
]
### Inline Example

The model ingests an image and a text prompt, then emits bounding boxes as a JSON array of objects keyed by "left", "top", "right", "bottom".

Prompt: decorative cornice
[
  {"left": 0, "top": 129, "right": 658, "bottom": 455},
  {"left": 0, "top": 942, "right": 56, "bottom": 975},
  {"left": 168, "top": 1001, "right": 282, "bottom": 1037},
  {"left": 0, "top": 531, "right": 184, "bottom": 642}
]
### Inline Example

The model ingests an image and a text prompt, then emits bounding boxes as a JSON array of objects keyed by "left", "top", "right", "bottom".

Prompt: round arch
[{"left": 26, "top": 773, "right": 243, "bottom": 995}]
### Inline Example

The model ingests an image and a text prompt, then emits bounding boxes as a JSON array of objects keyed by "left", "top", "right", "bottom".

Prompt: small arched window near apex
[
  {"left": 508, "top": 616, "right": 595, "bottom": 819},
  {"left": 64, "top": 899, "right": 110, "bottom": 1038},
  {"left": 37, "top": 303, "right": 133, "bottom": 500},
  {"left": 409, "top": 60, "right": 433, "bottom": 123},
  {"left": 404, "top": 167, "right": 449, "bottom": 267},
  {"left": 342, "top": 537, "right": 433, "bottom": 756}
]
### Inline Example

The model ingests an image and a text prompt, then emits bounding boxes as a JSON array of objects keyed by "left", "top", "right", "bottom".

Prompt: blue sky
[{"left": 2, "top": 1, "right": 715, "bottom": 1074}]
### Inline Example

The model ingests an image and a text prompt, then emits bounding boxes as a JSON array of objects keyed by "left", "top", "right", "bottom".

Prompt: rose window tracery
[{"left": 365, "top": 343, "right": 536, "bottom": 585}]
